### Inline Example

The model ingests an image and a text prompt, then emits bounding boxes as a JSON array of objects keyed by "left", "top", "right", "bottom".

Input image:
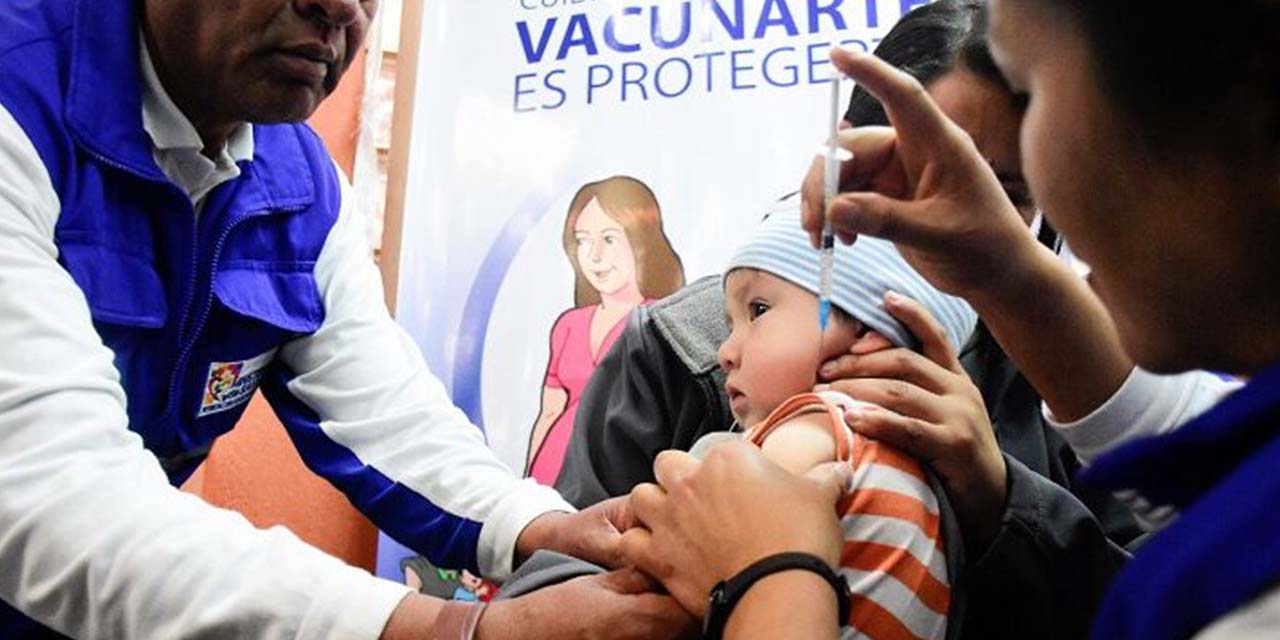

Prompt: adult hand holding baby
[
  {"left": 620, "top": 444, "right": 851, "bottom": 626},
  {"left": 819, "top": 291, "right": 1006, "bottom": 552},
  {"left": 515, "top": 496, "right": 636, "bottom": 570}
]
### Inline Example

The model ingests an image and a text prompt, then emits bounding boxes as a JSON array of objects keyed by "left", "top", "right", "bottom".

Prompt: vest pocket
[
  {"left": 59, "top": 241, "right": 167, "bottom": 328},
  {"left": 181, "top": 264, "right": 323, "bottom": 442},
  {"left": 211, "top": 262, "right": 324, "bottom": 335}
]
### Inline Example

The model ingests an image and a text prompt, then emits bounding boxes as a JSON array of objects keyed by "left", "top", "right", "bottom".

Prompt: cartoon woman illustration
[{"left": 525, "top": 176, "right": 685, "bottom": 485}]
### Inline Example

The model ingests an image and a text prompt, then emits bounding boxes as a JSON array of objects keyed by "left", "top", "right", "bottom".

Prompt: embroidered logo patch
[{"left": 198, "top": 349, "right": 277, "bottom": 418}]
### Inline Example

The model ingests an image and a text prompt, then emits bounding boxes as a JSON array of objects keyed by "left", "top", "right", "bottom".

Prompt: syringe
[{"left": 819, "top": 77, "right": 842, "bottom": 333}]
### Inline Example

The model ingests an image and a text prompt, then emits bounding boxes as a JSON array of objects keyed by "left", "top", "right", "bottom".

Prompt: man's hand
[
  {"left": 800, "top": 47, "right": 1037, "bottom": 300},
  {"left": 515, "top": 496, "right": 633, "bottom": 569},
  {"left": 819, "top": 292, "right": 1007, "bottom": 551},
  {"left": 620, "top": 446, "right": 850, "bottom": 618},
  {"left": 479, "top": 568, "right": 698, "bottom": 639}
]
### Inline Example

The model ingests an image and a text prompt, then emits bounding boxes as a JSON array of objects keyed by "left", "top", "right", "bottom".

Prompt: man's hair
[
  {"left": 845, "top": 0, "right": 1009, "bottom": 127},
  {"left": 1043, "top": 0, "right": 1280, "bottom": 154}
]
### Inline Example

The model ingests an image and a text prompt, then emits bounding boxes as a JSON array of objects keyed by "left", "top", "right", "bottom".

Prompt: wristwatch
[{"left": 702, "top": 552, "right": 852, "bottom": 639}]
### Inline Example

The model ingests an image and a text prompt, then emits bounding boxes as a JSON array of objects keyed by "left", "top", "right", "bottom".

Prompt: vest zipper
[{"left": 161, "top": 203, "right": 309, "bottom": 420}]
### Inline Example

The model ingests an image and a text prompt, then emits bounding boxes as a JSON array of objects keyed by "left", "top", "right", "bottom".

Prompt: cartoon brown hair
[{"left": 561, "top": 175, "right": 685, "bottom": 307}]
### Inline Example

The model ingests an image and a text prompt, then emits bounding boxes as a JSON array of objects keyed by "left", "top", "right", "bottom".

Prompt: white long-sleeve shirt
[
  {"left": 1045, "top": 367, "right": 1241, "bottom": 465},
  {"left": 0, "top": 40, "right": 571, "bottom": 639},
  {"left": 1035, "top": 221, "right": 1243, "bottom": 463}
]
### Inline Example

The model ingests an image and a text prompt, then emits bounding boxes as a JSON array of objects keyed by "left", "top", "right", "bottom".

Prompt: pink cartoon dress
[{"left": 527, "top": 304, "right": 643, "bottom": 485}]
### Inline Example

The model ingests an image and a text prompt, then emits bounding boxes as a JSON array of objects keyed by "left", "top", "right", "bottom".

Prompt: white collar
[{"left": 138, "top": 35, "right": 254, "bottom": 165}]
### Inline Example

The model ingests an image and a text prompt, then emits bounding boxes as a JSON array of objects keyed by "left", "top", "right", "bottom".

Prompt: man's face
[
  {"left": 146, "top": 0, "right": 378, "bottom": 126},
  {"left": 986, "top": 0, "right": 1269, "bottom": 373}
]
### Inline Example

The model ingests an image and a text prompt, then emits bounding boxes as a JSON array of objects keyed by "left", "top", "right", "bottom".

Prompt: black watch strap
[{"left": 703, "top": 552, "right": 851, "bottom": 639}]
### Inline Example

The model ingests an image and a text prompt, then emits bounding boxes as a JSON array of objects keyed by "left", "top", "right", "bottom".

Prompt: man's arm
[
  {"left": 265, "top": 162, "right": 574, "bottom": 580},
  {"left": 961, "top": 456, "right": 1130, "bottom": 640},
  {"left": 1045, "top": 366, "right": 1242, "bottom": 466},
  {"left": 0, "top": 104, "right": 410, "bottom": 639}
]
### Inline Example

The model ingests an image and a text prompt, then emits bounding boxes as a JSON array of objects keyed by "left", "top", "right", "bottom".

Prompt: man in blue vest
[{"left": 0, "top": 0, "right": 692, "bottom": 637}]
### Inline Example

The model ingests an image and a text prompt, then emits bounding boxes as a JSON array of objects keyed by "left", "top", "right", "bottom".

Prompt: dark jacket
[{"left": 556, "top": 275, "right": 1140, "bottom": 639}]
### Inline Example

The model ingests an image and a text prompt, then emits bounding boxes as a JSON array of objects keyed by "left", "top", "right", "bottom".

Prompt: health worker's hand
[
  {"left": 515, "top": 496, "right": 634, "bottom": 570},
  {"left": 478, "top": 568, "right": 698, "bottom": 640},
  {"left": 620, "top": 445, "right": 851, "bottom": 618},
  {"left": 801, "top": 47, "right": 1039, "bottom": 301}
]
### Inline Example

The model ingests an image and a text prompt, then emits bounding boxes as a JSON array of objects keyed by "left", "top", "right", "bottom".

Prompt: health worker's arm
[
  {"left": 264, "top": 161, "right": 574, "bottom": 580},
  {"left": 0, "top": 103, "right": 412, "bottom": 639},
  {"left": 1044, "top": 363, "right": 1242, "bottom": 466}
]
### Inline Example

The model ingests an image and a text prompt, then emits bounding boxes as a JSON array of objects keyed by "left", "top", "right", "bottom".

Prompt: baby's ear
[{"left": 850, "top": 328, "right": 895, "bottom": 355}]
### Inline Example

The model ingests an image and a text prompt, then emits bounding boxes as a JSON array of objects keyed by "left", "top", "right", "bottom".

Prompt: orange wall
[{"left": 181, "top": 48, "right": 379, "bottom": 571}]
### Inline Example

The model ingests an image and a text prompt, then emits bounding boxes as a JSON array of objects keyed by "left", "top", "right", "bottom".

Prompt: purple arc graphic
[{"left": 449, "top": 192, "right": 555, "bottom": 433}]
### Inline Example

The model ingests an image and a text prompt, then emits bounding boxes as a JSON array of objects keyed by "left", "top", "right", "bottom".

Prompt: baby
[{"left": 699, "top": 207, "right": 977, "bottom": 640}]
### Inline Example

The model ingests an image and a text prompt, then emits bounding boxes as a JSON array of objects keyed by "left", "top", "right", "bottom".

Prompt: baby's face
[{"left": 718, "top": 269, "right": 882, "bottom": 428}]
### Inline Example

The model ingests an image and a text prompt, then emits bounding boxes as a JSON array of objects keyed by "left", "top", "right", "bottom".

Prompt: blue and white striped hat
[{"left": 726, "top": 206, "right": 977, "bottom": 353}]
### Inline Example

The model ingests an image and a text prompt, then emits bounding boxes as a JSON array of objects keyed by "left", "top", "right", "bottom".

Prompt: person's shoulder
[
  {"left": 254, "top": 122, "right": 333, "bottom": 168},
  {"left": 0, "top": 3, "right": 75, "bottom": 127},
  {"left": 249, "top": 122, "right": 347, "bottom": 216},
  {"left": 548, "top": 305, "right": 594, "bottom": 334},
  {"left": 649, "top": 275, "right": 722, "bottom": 315},
  {"left": 0, "top": 1, "right": 73, "bottom": 60},
  {"left": 649, "top": 276, "right": 727, "bottom": 375}
]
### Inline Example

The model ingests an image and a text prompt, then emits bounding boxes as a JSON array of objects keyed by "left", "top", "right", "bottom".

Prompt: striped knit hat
[{"left": 726, "top": 207, "right": 977, "bottom": 353}]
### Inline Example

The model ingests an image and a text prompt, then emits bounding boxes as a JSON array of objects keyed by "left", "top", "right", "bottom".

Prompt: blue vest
[
  {"left": 0, "top": 0, "right": 338, "bottom": 482},
  {"left": 1082, "top": 363, "right": 1280, "bottom": 639},
  {"left": 0, "top": 1, "right": 343, "bottom": 634}
]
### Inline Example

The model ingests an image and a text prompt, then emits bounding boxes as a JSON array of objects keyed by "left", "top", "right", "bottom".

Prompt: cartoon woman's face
[{"left": 574, "top": 197, "right": 637, "bottom": 296}]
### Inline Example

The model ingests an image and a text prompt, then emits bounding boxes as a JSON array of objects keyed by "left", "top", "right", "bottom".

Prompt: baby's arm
[
  {"left": 757, "top": 412, "right": 840, "bottom": 475},
  {"left": 757, "top": 408, "right": 952, "bottom": 639}
]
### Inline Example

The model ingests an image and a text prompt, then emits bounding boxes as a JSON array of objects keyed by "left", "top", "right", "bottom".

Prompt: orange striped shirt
[{"left": 746, "top": 391, "right": 950, "bottom": 640}]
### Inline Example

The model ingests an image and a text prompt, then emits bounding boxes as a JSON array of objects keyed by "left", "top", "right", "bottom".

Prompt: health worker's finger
[
  {"left": 618, "top": 526, "right": 667, "bottom": 579},
  {"left": 595, "top": 566, "right": 666, "bottom": 595},
  {"left": 830, "top": 47, "right": 960, "bottom": 150},
  {"left": 819, "top": 348, "right": 955, "bottom": 396},
  {"left": 844, "top": 408, "right": 946, "bottom": 462},
  {"left": 884, "top": 291, "right": 966, "bottom": 374},
  {"left": 627, "top": 482, "right": 668, "bottom": 529},
  {"left": 825, "top": 378, "right": 950, "bottom": 424},
  {"left": 824, "top": 189, "right": 936, "bottom": 248},
  {"left": 653, "top": 449, "right": 700, "bottom": 491},
  {"left": 803, "top": 461, "right": 855, "bottom": 505},
  {"left": 800, "top": 126, "right": 900, "bottom": 247}
]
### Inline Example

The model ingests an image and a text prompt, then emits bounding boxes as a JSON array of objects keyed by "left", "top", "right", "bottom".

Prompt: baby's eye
[{"left": 748, "top": 301, "right": 770, "bottom": 320}]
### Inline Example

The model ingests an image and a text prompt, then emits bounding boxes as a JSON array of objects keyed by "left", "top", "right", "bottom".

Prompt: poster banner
[{"left": 378, "top": 0, "right": 932, "bottom": 588}]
